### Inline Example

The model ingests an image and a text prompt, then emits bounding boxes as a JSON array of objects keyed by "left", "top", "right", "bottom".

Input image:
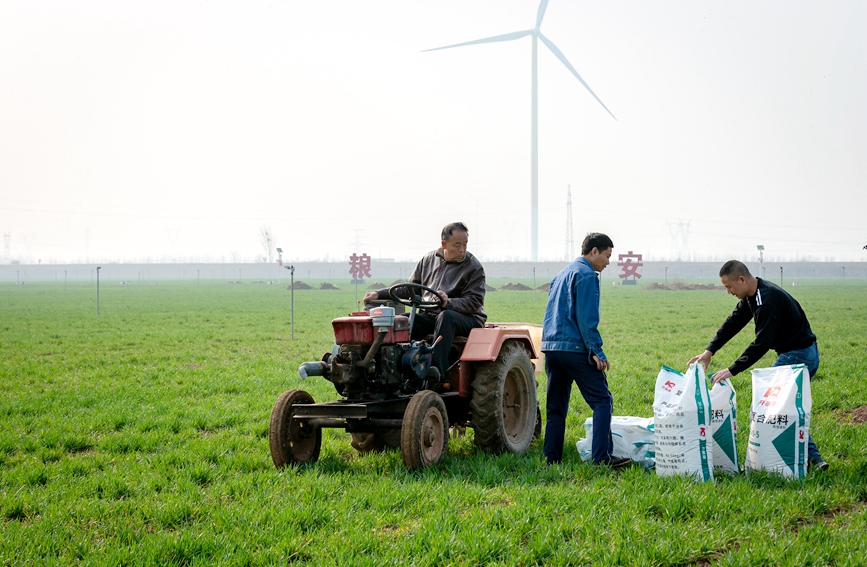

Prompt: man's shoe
[
  {"left": 809, "top": 459, "right": 829, "bottom": 471},
  {"left": 598, "top": 456, "right": 632, "bottom": 468}
]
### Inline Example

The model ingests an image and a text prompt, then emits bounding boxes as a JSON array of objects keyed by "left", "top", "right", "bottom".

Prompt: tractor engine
[{"left": 297, "top": 306, "right": 436, "bottom": 397}]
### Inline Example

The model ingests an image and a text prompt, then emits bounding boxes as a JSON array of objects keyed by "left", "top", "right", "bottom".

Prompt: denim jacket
[{"left": 541, "top": 257, "right": 605, "bottom": 360}]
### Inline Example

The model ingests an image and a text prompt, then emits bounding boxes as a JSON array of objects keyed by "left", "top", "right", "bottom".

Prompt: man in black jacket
[
  {"left": 689, "top": 259, "right": 827, "bottom": 469},
  {"left": 363, "top": 222, "right": 487, "bottom": 379}
]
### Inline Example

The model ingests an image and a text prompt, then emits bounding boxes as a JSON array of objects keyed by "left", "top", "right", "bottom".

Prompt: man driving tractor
[{"left": 363, "top": 221, "right": 487, "bottom": 380}]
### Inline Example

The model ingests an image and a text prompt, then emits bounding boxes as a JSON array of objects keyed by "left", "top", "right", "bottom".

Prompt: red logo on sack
[
  {"left": 763, "top": 386, "right": 781, "bottom": 398},
  {"left": 699, "top": 427, "right": 706, "bottom": 438},
  {"left": 662, "top": 380, "right": 676, "bottom": 392},
  {"left": 759, "top": 386, "right": 783, "bottom": 407},
  {"left": 799, "top": 429, "right": 805, "bottom": 440}
]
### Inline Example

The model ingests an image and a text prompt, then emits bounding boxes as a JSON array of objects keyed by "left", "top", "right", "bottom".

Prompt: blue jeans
[
  {"left": 543, "top": 350, "right": 613, "bottom": 464},
  {"left": 772, "top": 343, "right": 823, "bottom": 463}
]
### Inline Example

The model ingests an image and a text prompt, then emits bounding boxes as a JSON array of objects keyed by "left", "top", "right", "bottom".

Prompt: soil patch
[
  {"left": 320, "top": 282, "right": 340, "bottom": 290},
  {"left": 850, "top": 405, "right": 867, "bottom": 424},
  {"left": 368, "top": 281, "right": 386, "bottom": 289},
  {"left": 537, "top": 282, "right": 551, "bottom": 291},
  {"left": 289, "top": 281, "right": 312, "bottom": 290},
  {"left": 484, "top": 283, "right": 497, "bottom": 292},
  {"left": 501, "top": 282, "right": 532, "bottom": 291}
]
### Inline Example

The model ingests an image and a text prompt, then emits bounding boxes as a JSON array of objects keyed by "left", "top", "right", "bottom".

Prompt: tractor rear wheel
[
  {"left": 269, "top": 389, "right": 321, "bottom": 468},
  {"left": 350, "top": 430, "right": 402, "bottom": 453},
  {"left": 470, "top": 340, "right": 537, "bottom": 454},
  {"left": 401, "top": 390, "right": 449, "bottom": 470}
]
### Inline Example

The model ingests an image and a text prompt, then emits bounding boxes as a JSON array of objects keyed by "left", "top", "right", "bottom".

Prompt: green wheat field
[{"left": 2, "top": 277, "right": 866, "bottom": 566}]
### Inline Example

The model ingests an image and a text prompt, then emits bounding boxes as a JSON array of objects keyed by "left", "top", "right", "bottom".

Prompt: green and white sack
[
  {"left": 653, "top": 364, "right": 713, "bottom": 482},
  {"left": 576, "top": 416, "right": 656, "bottom": 469},
  {"left": 709, "top": 379, "right": 740, "bottom": 475},
  {"left": 745, "top": 364, "right": 812, "bottom": 478}
]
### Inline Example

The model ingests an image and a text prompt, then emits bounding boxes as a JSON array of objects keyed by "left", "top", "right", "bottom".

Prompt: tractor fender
[{"left": 458, "top": 326, "right": 538, "bottom": 397}]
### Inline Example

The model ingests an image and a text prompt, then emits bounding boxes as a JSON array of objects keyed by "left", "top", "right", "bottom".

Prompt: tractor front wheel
[
  {"left": 269, "top": 389, "right": 321, "bottom": 468},
  {"left": 401, "top": 390, "right": 449, "bottom": 470},
  {"left": 470, "top": 340, "right": 537, "bottom": 455}
]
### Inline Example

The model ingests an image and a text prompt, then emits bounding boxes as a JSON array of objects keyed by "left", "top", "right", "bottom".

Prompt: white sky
[{"left": 1, "top": 1, "right": 865, "bottom": 264}]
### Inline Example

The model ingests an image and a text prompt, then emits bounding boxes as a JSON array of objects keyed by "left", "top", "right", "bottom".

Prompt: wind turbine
[{"left": 424, "top": 0, "right": 616, "bottom": 261}]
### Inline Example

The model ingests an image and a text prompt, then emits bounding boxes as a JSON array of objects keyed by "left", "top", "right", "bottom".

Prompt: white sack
[
  {"left": 709, "top": 379, "right": 740, "bottom": 475},
  {"left": 745, "top": 364, "right": 812, "bottom": 478},
  {"left": 653, "top": 364, "right": 713, "bottom": 482},
  {"left": 576, "top": 416, "right": 655, "bottom": 469}
]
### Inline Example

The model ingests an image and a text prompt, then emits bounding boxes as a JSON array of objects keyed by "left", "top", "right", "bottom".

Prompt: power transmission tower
[
  {"left": 666, "top": 220, "right": 692, "bottom": 260},
  {"left": 565, "top": 185, "right": 574, "bottom": 260},
  {"left": 350, "top": 229, "right": 366, "bottom": 255}
]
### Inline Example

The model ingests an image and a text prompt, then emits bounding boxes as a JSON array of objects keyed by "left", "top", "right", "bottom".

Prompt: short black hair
[
  {"left": 719, "top": 260, "right": 752, "bottom": 279},
  {"left": 442, "top": 222, "right": 469, "bottom": 242},
  {"left": 581, "top": 232, "right": 613, "bottom": 255}
]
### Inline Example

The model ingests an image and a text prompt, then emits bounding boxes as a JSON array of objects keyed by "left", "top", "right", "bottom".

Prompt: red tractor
[{"left": 269, "top": 282, "right": 542, "bottom": 470}]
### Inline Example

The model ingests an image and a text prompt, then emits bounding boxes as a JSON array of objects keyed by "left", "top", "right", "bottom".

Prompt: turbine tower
[{"left": 424, "top": 0, "right": 616, "bottom": 261}]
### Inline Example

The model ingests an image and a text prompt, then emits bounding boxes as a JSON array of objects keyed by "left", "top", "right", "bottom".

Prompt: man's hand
[
  {"left": 688, "top": 350, "right": 713, "bottom": 370},
  {"left": 362, "top": 291, "right": 379, "bottom": 303},
  {"left": 592, "top": 355, "right": 610, "bottom": 372},
  {"left": 710, "top": 367, "right": 733, "bottom": 384},
  {"left": 436, "top": 290, "right": 449, "bottom": 307}
]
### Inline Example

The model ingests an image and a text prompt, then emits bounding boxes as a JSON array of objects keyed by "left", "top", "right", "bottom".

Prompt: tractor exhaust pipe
[
  {"left": 298, "top": 361, "right": 329, "bottom": 380},
  {"left": 357, "top": 331, "right": 386, "bottom": 369}
]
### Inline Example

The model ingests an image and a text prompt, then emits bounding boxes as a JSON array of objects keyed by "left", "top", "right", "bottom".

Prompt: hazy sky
[{"left": 1, "top": 1, "right": 865, "bottom": 265}]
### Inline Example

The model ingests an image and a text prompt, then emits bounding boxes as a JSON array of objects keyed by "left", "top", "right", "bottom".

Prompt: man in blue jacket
[{"left": 542, "top": 232, "right": 630, "bottom": 467}]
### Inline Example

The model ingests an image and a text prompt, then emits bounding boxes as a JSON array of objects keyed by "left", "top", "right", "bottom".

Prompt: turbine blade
[
  {"left": 535, "top": 0, "right": 550, "bottom": 29},
  {"left": 538, "top": 32, "right": 617, "bottom": 120},
  {"left": 422, "top": 29, "right": 532, "bottom": 52}
]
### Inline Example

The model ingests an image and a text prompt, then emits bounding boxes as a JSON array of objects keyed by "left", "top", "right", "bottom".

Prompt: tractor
[{"left": 268, "top": 282, "right": 542, "bottom": 470}]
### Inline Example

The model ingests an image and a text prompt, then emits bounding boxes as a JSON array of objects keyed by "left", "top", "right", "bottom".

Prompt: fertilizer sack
[
  {"left": 745, "top": 364, "right": 812, "bottom": 478},
  {"left": 653, "top": 364, "right": 713, "bottom": 481},
  {"left": 709, "top": 379, "right": 740, "bottom": 475},
  {"left": 576, "top": 416, "right": 655, "bottom": 469}
]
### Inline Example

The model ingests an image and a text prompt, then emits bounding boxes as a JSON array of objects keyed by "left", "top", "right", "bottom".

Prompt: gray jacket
[{"left": 376, "top": 249, "right": 487, "bottom": 326}]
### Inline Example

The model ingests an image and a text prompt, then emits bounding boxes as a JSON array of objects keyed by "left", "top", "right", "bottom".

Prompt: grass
[{"left": 1, "top": 279, "right": 866, "bottom": 566}]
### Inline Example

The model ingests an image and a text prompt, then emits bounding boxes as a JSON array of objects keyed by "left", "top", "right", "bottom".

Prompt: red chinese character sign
[
  {"left": 349, "top": 253, "right": 371, "bottom": 283},
  {"left": 617, "top": 251, "right": 643, "bottom": 285}
]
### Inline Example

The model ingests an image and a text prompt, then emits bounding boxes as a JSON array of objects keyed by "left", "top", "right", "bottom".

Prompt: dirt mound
[
  {"left": 537, "top": 282, "right": 551, "bottom": 291},
  {"left": 390, "top": 279, "right": 408, "bottom": 286},
  {"left": 368, "top": 281, "right": 386, "bottom": 289},
  {"left": 484, "top": 283, "right": 497, "bottom": 292},
  {"left": 850, "top": 406, "right": 867, "bottom": 424},
  {"left": 501, "top": 282, "right": 532, "bottom": 291},
  {"left": 289, "top": 281, "right": 312, "bottom": 290},
  {"left": 320, "top": 282, "right": 340, "bottom": 290}
]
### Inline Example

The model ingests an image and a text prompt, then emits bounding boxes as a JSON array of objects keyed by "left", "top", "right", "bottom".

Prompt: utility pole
[
  {"left": 96, "top": 266, "right": 102, "bottom": 316},
  {"left": 285, "top": 265, "right": 295, "bottom": 340}
]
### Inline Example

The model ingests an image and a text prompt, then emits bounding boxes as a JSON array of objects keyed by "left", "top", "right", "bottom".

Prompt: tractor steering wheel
[{"left": 388, "top": 282, "right": 445, "bottom": 310}]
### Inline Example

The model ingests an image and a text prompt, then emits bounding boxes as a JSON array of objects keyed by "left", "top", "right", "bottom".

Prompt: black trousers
[{"left": 411, "top": 310, "right": 482, "bottom": 377}]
